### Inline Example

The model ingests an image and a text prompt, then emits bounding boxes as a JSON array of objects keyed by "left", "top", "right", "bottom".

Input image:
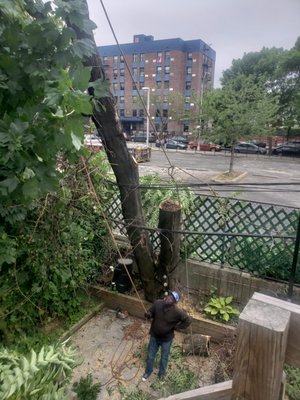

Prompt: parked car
[
  {"left": 84, "top": 135, "right": 102, "bottom": 151},
  {"left": 156, "top": 139, "right": 188, "bottom": 150},
  {"left": 250, "top": 140, "right": 267, "bottom": 148},
  {"left": 234, "top": 142, "right": 267, "bottom": 154},
  {"left": 272, "top": 143, "right": 300, "bottom": 157},
  {"left": 131, "top": 134, "right": 156, "bottom": 143},
  {"left": 189, "top": 141, "right": 222, "bottom": 152},
  {"left": 172, "top": 136, "right": 189, "bottom": 145}
]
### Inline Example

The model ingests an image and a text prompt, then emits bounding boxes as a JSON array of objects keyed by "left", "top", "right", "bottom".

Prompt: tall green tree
[
  {"left": 204, "top": 75, "right": 278, "bottom": 172},
  {"left": 221, "top": 40, "right": 300, "bottom": 139}
]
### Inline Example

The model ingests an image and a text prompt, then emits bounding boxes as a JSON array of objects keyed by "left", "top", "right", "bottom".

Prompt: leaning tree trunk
[{"left": 67, "top": 1, "right": 157, "bottom": 301}]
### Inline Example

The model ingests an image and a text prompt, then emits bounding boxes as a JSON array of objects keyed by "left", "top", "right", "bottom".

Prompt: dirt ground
[{"left": 69, "top": 308, "right": 220, "bottom": 400}]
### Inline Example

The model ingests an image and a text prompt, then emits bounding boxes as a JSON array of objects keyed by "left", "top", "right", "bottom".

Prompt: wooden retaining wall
[{"left": 175, "top": 259, "right": 300, "bottom": 304}]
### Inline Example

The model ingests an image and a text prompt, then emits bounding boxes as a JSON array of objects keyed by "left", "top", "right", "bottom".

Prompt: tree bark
[{"left": 68, "top": 1, "right": 157, "bottom": 301}]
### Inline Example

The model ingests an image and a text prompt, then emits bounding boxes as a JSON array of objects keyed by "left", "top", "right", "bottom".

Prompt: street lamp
[{"left": 142, "top": 86, "right": 150, "bottom": 147}]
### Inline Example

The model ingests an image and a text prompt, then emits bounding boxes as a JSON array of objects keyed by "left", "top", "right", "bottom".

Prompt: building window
[
  {"left": 156, "top": 66, "right": 162, "bottom": 74},
  {"left": 132, "top": 67, "right": 137, "bottom": 77},
  {"left": 103, "top": 56, "right": 108, "bottom": 64},
  {"left": 120, "top": 82, "right": 125, "bottom": 90},
  {"left": 157, "top": 52, "right": 162, "bottom": 63},
  {"left": 156, "top": 109, "right": 161, "bottom": 117},
  {"left": 133, "top": 53, "right": 138, "bottom": 62},
  {"left": 120, "top": 96, "right": 124, "bottom": 103},
  {"left": 187, "top": 52, "right": 192, "bottom": 60},
  {"left": 113, "top": 83, "right": 118, "bottom": 91},
  {"left": 139, "top": 109, "right": 144, "bottom": 117},
  {"left": 113, "top": 69, "right": 118, "bottom": 79},
  {"left": 113, "top": 55, "right": 118, "bottom": 63},
  {"left": 185, "top": 96, "right": 191, "bottom": 103},
  {"left": 186, "top": 67, "right": 192, "bottom": 75},
  {"left": 132, "top": 82, "right": 137, "bottom": 90},
  {"left": 164, "top": 66, "right": 170, "bottom": 74},
  {"left": 139, "top": 82, "right": 144, "bottom": 90},
  {"left": 165, "top": 51, "right": 170, "bottom": 61},
  {"left": 139, "top": 67, "right": 144, "bottom": 77},
  {"left": 186, "top": 81, "right": 191, "bottom": 90},
  {"left": 140, "top": 53, "right": 145, "bottom": 62},
  {"left": 163, "top": 109, "right": 168, "bottom": 118},
  {"left": 164, "top": 81, "right": 169, "bottom": 89},
  {"left": 132, "top": 109, "right": 137, "bottom": 117},
  {"left": 120, "top": 54, "right": 124, "bottom": 62},
  {"left": 120, "top": 68, "right": 124, "bottom": 77},
  {"left": 132, "top": 96, "right": 137, "bottom": 103},
  {"left": 183, "top": 123, "right": 189, "bottom": 132},
  {"left": 163, "top": 95, "right": 168, "bottom": 103},
  {"left": 156, "top": 81, "right": 162, "bottom": 89}
]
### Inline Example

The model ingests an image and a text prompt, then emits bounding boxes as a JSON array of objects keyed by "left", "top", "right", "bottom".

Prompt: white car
[{"left": 84, "top": 135, "right": 102, "bottom": 150}]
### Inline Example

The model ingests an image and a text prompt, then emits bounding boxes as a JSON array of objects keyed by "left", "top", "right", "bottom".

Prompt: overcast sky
[{"left": 86, "top": 0, "right": 300, "bottom": 87}]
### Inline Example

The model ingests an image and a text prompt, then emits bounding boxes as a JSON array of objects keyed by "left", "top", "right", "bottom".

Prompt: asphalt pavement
[{"left": 137, "top": 146, "right": 300, "bottom": 208}]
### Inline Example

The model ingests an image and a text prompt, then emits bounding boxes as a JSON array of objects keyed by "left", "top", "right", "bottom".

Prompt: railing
[{"left": 159, "top": 292, "right": 300, "bottom": 400}]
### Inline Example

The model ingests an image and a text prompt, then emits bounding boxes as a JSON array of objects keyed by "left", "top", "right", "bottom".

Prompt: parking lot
[{"left": 137, "top": 146, "right": 300, "bottom": 208}]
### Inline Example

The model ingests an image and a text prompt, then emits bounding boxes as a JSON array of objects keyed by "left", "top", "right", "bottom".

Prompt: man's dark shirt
[{"left": 147, "top": 299, "right": 192, "bottom": 341}]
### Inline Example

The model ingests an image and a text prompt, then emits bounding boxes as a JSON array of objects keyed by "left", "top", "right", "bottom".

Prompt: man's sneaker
[{"left": 142, "top": 373, "right": 150, "bottom": 382}]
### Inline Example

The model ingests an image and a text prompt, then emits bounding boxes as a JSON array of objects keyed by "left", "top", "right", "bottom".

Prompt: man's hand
[{"left": 144, "top": 311, "right": 152, "bottom": 320}]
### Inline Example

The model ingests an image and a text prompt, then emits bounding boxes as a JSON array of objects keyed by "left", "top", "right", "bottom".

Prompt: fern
[{"left": 0, "top": 344, "right": 80, "bottom": 399}]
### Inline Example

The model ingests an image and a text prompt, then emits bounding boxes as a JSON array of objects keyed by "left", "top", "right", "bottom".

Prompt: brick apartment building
[{"left": 98, "top": 34, "right": 216, "bottom": 137}]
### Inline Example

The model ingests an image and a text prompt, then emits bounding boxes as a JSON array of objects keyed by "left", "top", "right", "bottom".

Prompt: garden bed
[
  {"left": 69, "top": 307, "right": 235, "bottom": 400},
  {"left": 63, "top": 286, "right": 238, "bottom": 399}
]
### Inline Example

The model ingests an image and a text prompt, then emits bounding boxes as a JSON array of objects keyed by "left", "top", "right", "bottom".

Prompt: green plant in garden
[
  {"left": 204, "top": 296, "right": 240, "bottom": 322},
  {"left": 118, "top": 386, "right": 150, "bottom": 400},
  {"left": 0, "top": 344, "right": 79, "bottom": 399},
  {"left": 0, "top": 0, "right": 109, "bottom": 266},
  {"left": 0, "top": 157, "right": 113, "bottom": 347},
  {"left": 139, "top": 174, "right": 195, "bottom": 228},
  {"left": 72, "top": 373, "right": 101, "bottom": 400},
  {"left": 285, "top": 365, "right": 300, "bottom": 400},
  {"left": 151, "top": 345, "right": 197, "bottom": 396}
]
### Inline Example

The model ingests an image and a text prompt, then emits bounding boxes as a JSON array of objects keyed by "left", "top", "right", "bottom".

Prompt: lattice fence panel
[{"left": 104, "top": 189, "right": 299, "bottom": 282}]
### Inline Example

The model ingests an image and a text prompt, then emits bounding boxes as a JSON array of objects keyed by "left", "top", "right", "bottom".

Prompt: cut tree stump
[{"left": 158, "top": 199, "right": 182, "bottom": 284}]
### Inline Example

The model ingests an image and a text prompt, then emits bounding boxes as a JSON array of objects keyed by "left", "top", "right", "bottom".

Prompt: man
[{"left": 142, "top": 291, "right": 192, "bottom": 381}]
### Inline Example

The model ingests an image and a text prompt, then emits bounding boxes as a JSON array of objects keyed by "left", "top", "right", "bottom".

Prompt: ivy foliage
[
  {"left": 0, "top": 0, "right": 109, "bottom": 261},
  {"left": 0, "top": 343, "right": 79, "bottom": 399},
  {"left": 0, "top": 153, "right": 113, "bottom": 346},
  {"left": 0, "top": 0, "right": 114, "bottom": 345}
]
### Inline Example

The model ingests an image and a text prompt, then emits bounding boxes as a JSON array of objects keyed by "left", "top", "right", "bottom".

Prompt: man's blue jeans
[{"left": 145, "top": 335, "right": 173, "bottom": 377}]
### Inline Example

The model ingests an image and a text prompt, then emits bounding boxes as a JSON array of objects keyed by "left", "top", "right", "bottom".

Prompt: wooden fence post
[{"left": 231, "top": 298, "right": 291, "bottom": 400}]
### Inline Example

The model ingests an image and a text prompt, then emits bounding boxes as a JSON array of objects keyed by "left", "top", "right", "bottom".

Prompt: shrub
[
  {"left": 285, "top": 365, "right": 300, "bottom": 400},
  {"left": 72, "top": 374, "right": 101, "bottom": 400}
]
